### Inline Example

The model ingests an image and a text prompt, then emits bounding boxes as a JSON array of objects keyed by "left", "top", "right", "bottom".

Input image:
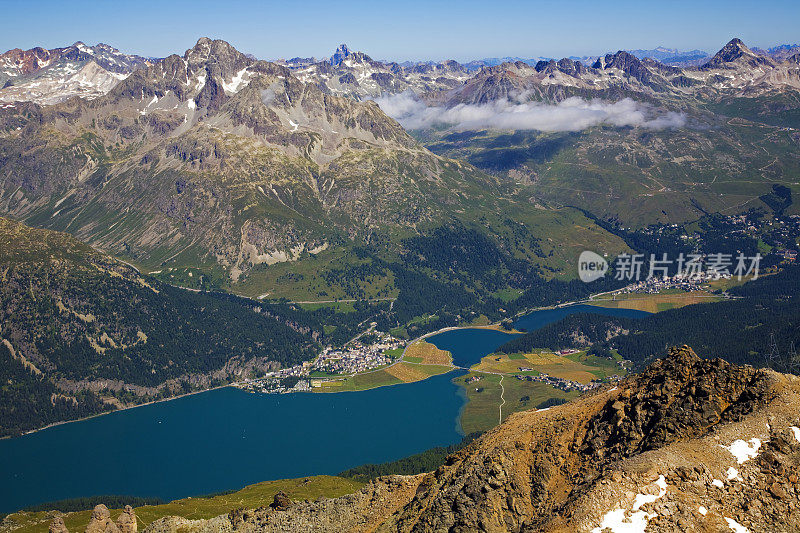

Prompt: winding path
[{"left": 498, "top": 375, "right": 506, "bottom": 424}]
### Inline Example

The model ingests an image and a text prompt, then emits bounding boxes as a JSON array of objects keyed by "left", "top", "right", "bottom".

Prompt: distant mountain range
[
  {"left": 4, "top": 39, "right": 799, "bottom": 105},
  {"left": 276, "top": 45, "right": 710, "bottom": 72},
  {"left": 277, "top": 39, "right": 800, "bottom": 104},
  {"left": 752, "top": 43, "right": 800, "bottom": 62},
  {"left": 436, "top": 38, "right": 800, "bottom": 107},
  {"left": 416, "top": 38, "right": 800, "bottom": 227},
  {"left": 0, "top": 42, "right": 151, "bottom": 104},
  {"left": 625, "top": 46, "right": 710, "bottom": 66}
]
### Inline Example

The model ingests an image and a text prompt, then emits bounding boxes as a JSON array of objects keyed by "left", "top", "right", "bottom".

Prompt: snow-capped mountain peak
[{"left": 0, "top": 42, "right": 152, "bottom": 105}]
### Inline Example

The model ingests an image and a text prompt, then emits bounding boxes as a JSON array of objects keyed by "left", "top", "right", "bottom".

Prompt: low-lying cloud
[
  {"left": 260, "top": 88, "right": 276, "bottom": 106},
  {"left": 374, "top": 93, "right": 686, "bottom": 132}
]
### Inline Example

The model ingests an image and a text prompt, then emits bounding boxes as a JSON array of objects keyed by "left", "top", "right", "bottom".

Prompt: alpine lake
[{"left": 0, "top": 304, "right": 648, "bottom": 512}]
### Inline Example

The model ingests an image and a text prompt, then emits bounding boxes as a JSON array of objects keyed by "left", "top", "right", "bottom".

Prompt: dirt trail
[{"left": 498, "top": 375, "right": 506, "bottom": 424}]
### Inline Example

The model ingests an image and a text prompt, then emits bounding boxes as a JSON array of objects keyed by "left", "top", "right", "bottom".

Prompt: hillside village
[{"left": 234, "top": 330, "right": 404, "bottom": 394}]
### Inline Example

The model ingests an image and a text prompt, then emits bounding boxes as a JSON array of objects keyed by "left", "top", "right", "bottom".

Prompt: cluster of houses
[
  {"left": 632, "top": 213, "right": 800, "bottom": 270},
  {"left": 515, "top": 369, "right": 614, "bottom": 393},
  {"left": 233, "top": 331, "right": 404, "bottom": 394},
  {"left": 777, "top": 248, "right": 798, "bottom": 263},
  {"left": 721, "top": 214, "right": 799, "bottom": 264},
  {"left": 313, "top": 334, "right": 403, "bottom": 375},
  {"left": 614, "top": 271, "right": 721, "bottom": 295},
  {"left": 235, "top": 374, "right": 312, "bottom": 394}
]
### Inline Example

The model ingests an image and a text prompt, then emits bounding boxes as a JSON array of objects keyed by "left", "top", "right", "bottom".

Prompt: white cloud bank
[{"left": 374, "top": 92, "right": 686, "bottom": 132}]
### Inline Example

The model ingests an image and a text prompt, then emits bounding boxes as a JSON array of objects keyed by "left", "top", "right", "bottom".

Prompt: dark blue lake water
[
  {"left": 0, "top": 303, "right": 649, "bottom": 513},
  {"left": 0, "top": 373, "right": 465, "bottom": 513},
  {"left": 427, "top": 329, "right": 520, "bottom": 367},
  {"left": 511, "top": 304, "right": 650, "bottom": 333},
  {"left": 426, "top": 304, "right": 649, "bottom": 368}
]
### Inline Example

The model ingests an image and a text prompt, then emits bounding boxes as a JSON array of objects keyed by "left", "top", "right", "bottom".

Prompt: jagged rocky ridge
[
  {"left": 279, "top": 38, "right": 800, "bottom": 103},
  {"left": 290, "top": 44, "right": 471, "bottom": 100},
  {"left": 7, "top": 37, "right": 797, "bottom": 111},
  {"left": 94, "top": 346, "right": 800, "bottom": 532},
  {"left": 2, "top": 36, "right": 798, "bottom": 267},
  {"left": 434, "top": 38, "right": 800, "bottom": 108}
]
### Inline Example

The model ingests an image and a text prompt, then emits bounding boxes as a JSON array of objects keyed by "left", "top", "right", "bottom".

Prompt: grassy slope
[
  {"left": 403, "top": 341, "right": 452, "bottom": 365},
  {"left": 472, "top": 351, "right": 620, "bottom": 382},
  {"left": 228, "top": 204, "right": 627, "bottom": 301},
  {"left": 2, "top": 476, "right": 363, "bottom": 533},
  {"left": 455, "top": 372, "right": 577, "bottom": 434},
  {"left": 217, "top": 206, "right": 629, "bottom": 301}
]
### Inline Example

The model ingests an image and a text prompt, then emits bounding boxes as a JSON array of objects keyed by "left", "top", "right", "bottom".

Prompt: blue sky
[{"left": 1, "top": 0, "right": 798, "bottom": 61}]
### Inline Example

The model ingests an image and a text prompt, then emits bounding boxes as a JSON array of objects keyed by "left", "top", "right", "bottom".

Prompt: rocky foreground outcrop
[
  {"left": 48, "top": 505, "right": 137, "bottom": 533},
  {"left": 59, "top": 346, "right": 800, "bottom": 532}
]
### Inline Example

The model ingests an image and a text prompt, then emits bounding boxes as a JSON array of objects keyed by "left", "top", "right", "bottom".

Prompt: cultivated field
[
  {"left": 314, "top": 368, "right": 401, "bottom": 392},
  {"left": 385, "top": 362, "right": 451, "bottom": 383},
  {"left": 403, "top": 341, "right": 452, "bottom": 365},
  {"left": 454, "top": 348, "right": 624, "bottom": 433},
  {"left": 588, "top": 289, "right": 722, "bottom": 313},
  {"left": 471, "top": 351, "right": 622, "bottom": 383},
  {"left": 314, "top": 359, "right": 451, "bottom": 392}
]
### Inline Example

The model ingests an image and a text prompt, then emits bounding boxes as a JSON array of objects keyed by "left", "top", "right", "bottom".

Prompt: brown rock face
[
  {"left": 269, "top": 491, "right": 292, "bottom": 511},
  {"left": 85, "top": 505, "right": 119, "bottom": 533},
  {"left": 579, "top": 345, "right": 771, "bottom": 465},
  {"left": 0, "top": 47, "right": 55, "bottom": 76},
  {"left": 115, "top": 505, "right": 137, "bottom": 533},
  {"left": 49, "top": 516, "right": 69, "bottom": 533}
]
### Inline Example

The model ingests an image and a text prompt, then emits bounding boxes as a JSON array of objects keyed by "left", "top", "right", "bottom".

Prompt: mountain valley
[{"left": 1, "top": 22, "right": 800, "bottom": 531}]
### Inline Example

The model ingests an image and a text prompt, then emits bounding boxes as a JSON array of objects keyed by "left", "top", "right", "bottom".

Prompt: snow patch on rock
[
  {"left": 721, "top": 438, "right": 762, "bottom": 464},
  {"left": 592, "top": 475, "right": 667, "bottom": 533},
  {"left": 725, "top": 517, "right": 749, "bottom": 532},
  {"left": 222, "top": 68, "right": 249, "bottom": 93}
]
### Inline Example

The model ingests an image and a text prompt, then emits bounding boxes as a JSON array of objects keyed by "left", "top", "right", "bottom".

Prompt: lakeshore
[
  {"left": 10, "top": 297, "right": 650, "bottom": 439},
  {"left": 0, "top": 301, "right": 652, "bottom": 512},
  {"left": 2, "top": 384, "right": 234, "bottom": 441}
]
